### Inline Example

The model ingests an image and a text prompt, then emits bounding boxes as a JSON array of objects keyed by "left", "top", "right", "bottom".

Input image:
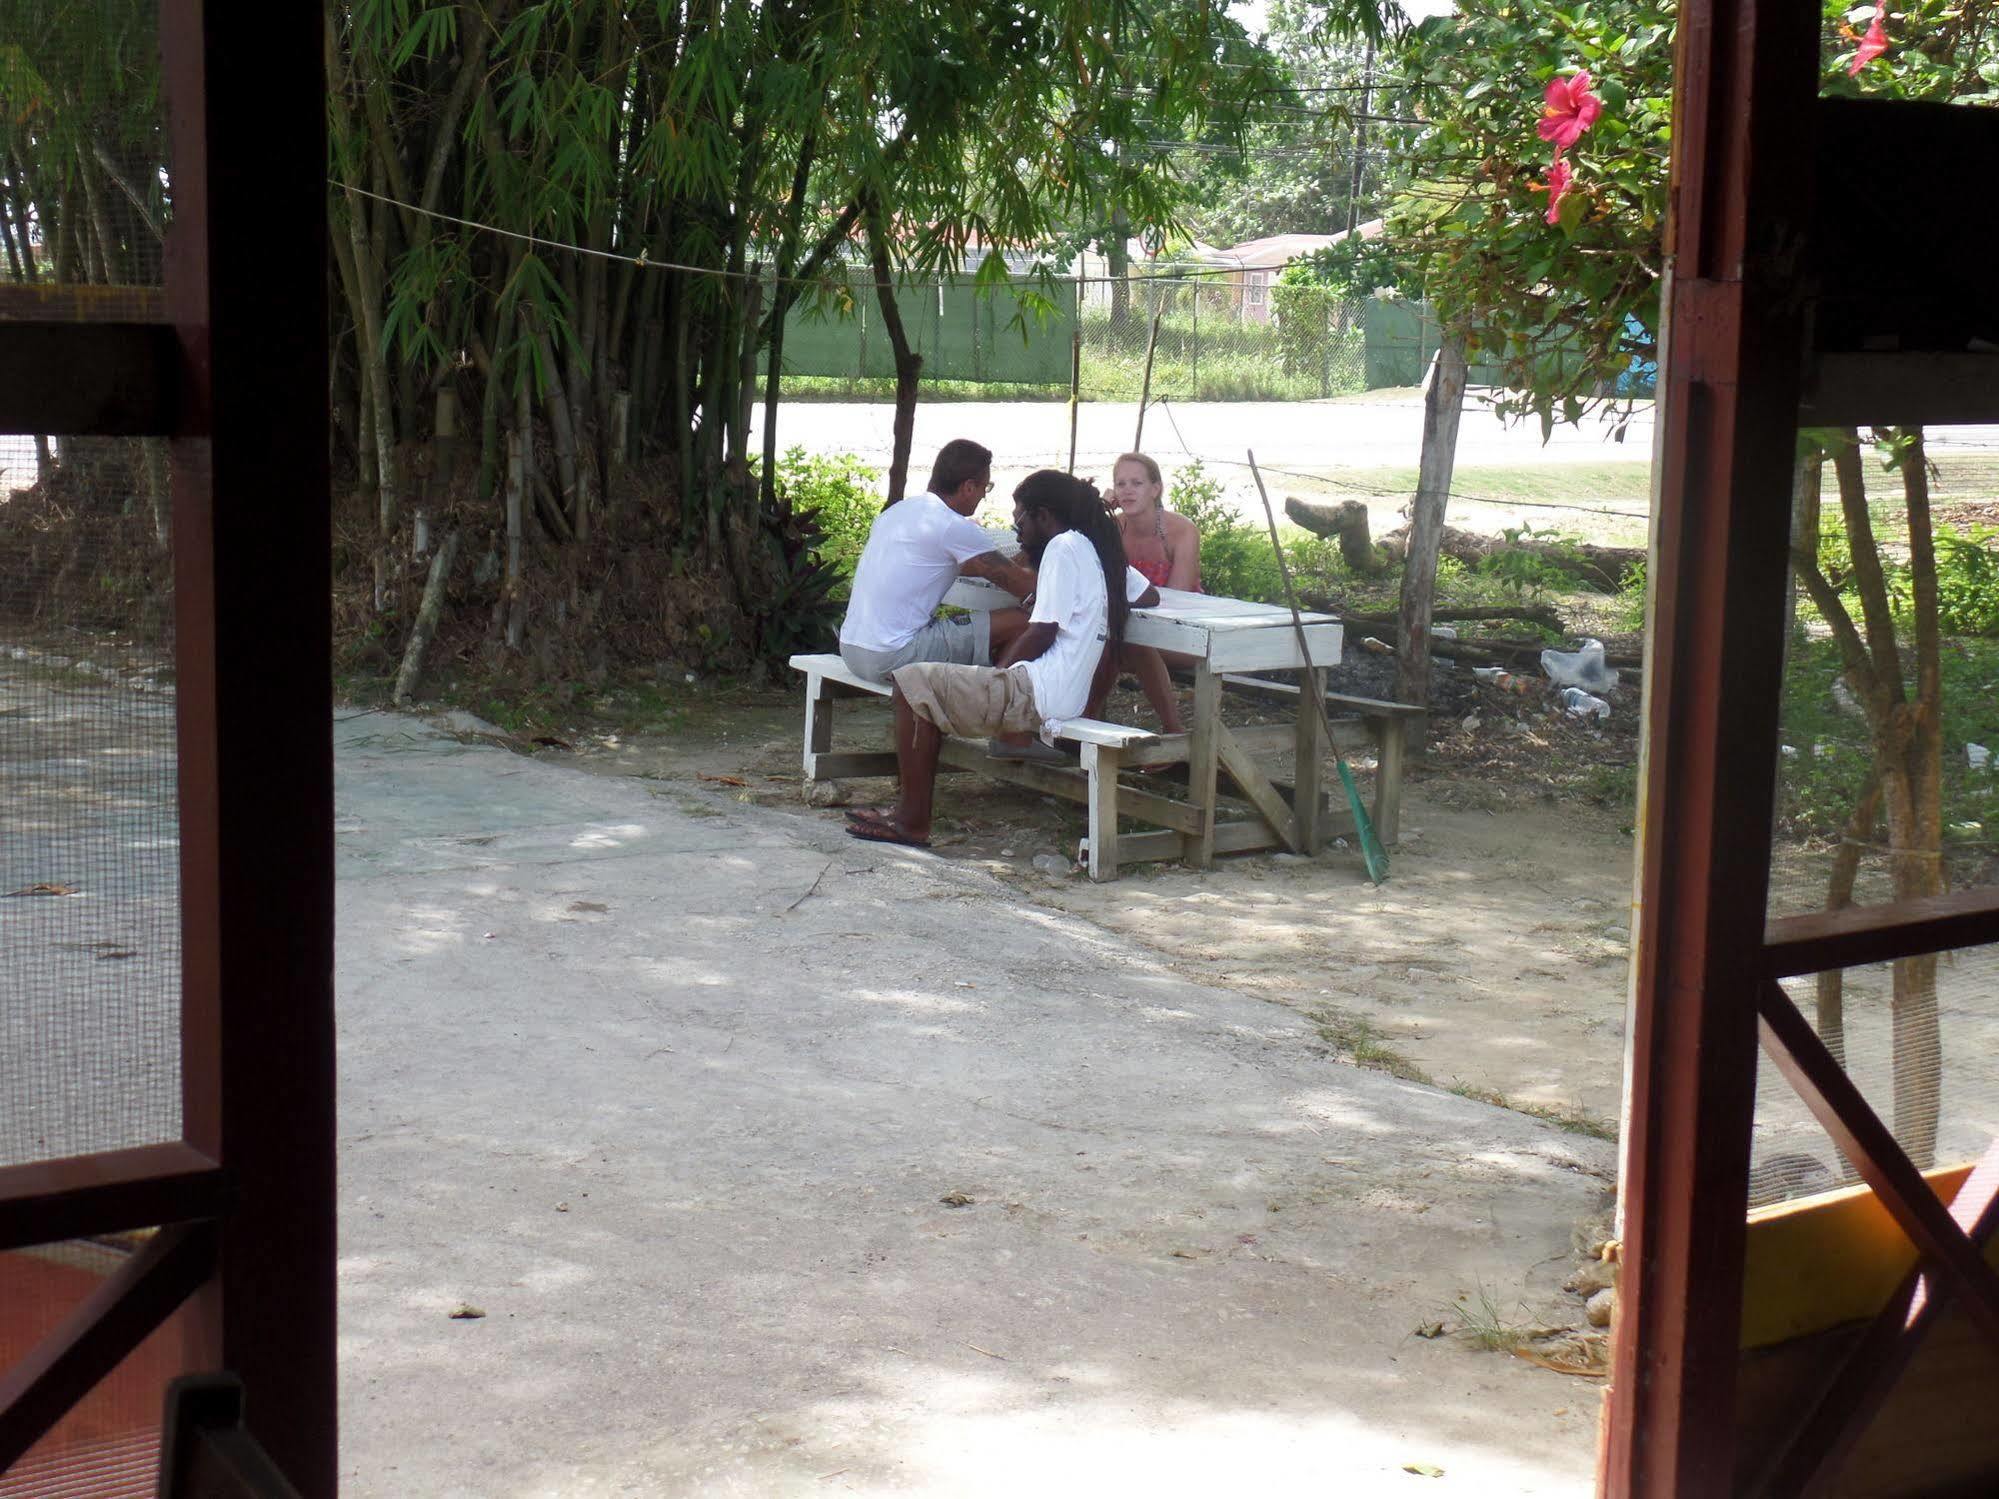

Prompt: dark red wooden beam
[
  {"left": 0, "top": 1143, "right": 228, "bottom": 1252},
  {"left": 0, "top": 323, "right": 183, "bottom": 435},
  {"left": 0, "top": 1222, "right": 216, "bottom": 1472},
  {"left": 1763, "top": 887, "right": 1999, "bottom": 980},
  {"left": 163, "top": 0, "right": 336, "bottom": 1491}
]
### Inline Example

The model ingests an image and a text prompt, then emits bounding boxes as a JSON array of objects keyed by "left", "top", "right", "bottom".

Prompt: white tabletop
[{"left": 943, "top": 578, "right": 1343, "bottom": 674}]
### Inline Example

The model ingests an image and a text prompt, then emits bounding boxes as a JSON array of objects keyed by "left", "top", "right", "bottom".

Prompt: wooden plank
[
  {"left": 1373, "top": 710, "right": 1405, "bottom": 848},
  {"left": 0, "top": 1143, "right": 229, "bottom": 1252},
  {"left": 1083, "top": 744, "right": 1120, "bottom": 880},
  {"left": 804, "top": 674, "right": 835, "bottom": 777},
  {"left": 1762, "top": 887, "right": 1999, "bottom": 979},
  {"left": 1740, "top": 1163, "right": 1978, "bottom": 1350},
  {"left": 0, "top": 322, "right": 181, "bottom": 436},
  {"left": 1111, "top": 820, "right": 1287, "bottom": 865},
  {"left": 1227, "top": 722, "right": 1297, "bottom": 755},
  {"left": 1186, "top": 662, "right": 1222, "bottom": 867},
  {"left": 1123, "top": 615, "right": 1215, "bottom": 657},
  {"left": 806, "top": 751, "right": 900, "bottom": 780},
  {"left": 1207, "top": 622, "right": 1344, "bottom": 673},
  {"left": 0, "top": 284, "right": 168, "bottom": 322},
  {"left": 1215, "top": 723, "right": 1301, "bottom": 853},
  {"left": 1294, "top": 667, "right": 1324, "bottom": 854},
  {"left": 1756, "top": 982, "right": 1999, "bottom": 1348}
]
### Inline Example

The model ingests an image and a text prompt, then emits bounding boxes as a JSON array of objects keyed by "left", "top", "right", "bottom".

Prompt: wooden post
[
  {"left": 392, "top": 528, "right": 460, "bottom": 705},
  {"left": 1083, "top": 744, "right": 1121, "bottom": 880},
  {"left": 1067, "top": 330, "right": 1082, "bottom": 474},
  {"left": 1134, "top": 312, "right": 1162, "bottom": 449},
  {"left": 1186, "top": 660, "right": 1221, "bottom": 867},
  {"left": 1394, "top": 333, "right": 1468, "bottom": 741},
  {"left": 1293, "top": 666, "right": 1325, "bottom": 853}
]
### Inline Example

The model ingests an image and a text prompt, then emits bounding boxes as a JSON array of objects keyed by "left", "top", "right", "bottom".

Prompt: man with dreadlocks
[{"left": 845, "top": 470, "right": 1154, "bottom": 849}]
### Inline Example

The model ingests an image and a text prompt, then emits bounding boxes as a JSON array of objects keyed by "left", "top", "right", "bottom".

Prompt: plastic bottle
[{"left": 1560, "top": 687, "right": 1612, "bottom": 722}]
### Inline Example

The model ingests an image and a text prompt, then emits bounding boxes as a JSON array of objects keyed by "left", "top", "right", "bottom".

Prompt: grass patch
[
  {"left": 1313, "top": 1007, "right": 1429, "bottom": 1083},
  {"left": 1447, "top": 1280, "right": 1540, "bottom": 1353},
  {"left": 1448, "top": 1080, "right": 1620, "bottom": 1141}
]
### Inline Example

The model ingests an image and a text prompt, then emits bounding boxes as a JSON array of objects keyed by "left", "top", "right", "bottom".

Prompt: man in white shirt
[
  {"left": 837, "top": 439, "right": 1038, "bottom": 681},
  {"left": 846, "top": 470, "right": 1152, "bottom": 849}
]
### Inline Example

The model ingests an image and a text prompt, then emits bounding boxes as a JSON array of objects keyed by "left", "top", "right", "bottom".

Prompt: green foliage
[
  {"left": 1169, "top": 459, "right": 1346, "bottom": 603},
  {"left": 1475, "top": 523, "right": 1589, "bottom": 597},
  {"left": 1776, "top": 636, "right": 1999, "bottom": 839},
  {"left": 765, "top": 448, "right": 882, "bottom": 597},
  {"left": 1610, "top": 558, "right": 1648, "bottom": 632},
  {"left": 1368, "top": 0, "right": 1999, "bottom": 431},
  {"left": 1934, "top": 525, "right": 1999, "bottom": 636}
]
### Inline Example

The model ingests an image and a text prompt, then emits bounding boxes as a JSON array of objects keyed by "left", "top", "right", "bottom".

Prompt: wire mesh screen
[
  {"left": 0, "top": 0, "right": 169, "bottom": 308},
  {"left": 0, "top": 435, "right": 183, "bottom": 1168},
  {"left": 1756, "top": 420, "right": 1999, "bottom": 1197},
  {"left": 1751, "top": 942, "right": 1999, "bottom": 1203},
  {"left": 0, "top": 1236, "right": 188, "bottom": 1497}
]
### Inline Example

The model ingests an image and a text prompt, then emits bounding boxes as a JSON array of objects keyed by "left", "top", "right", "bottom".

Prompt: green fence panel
[{"left": 779, "top": 273, "right": 1077, "bottom": 385}]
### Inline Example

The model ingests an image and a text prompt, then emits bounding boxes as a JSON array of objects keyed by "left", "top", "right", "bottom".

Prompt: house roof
[{"left": 1205, "top": 220, "right": 1384, "bottom": 269}]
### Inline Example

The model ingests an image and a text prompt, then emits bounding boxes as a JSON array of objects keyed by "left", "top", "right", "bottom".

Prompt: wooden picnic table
[{"left": 942, "top": 578, "right": 1381, "bottom": 869}]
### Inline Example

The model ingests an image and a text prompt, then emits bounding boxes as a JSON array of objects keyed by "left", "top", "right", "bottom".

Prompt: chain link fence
[{"left": 777, "top": 271, "right": 1414, "bottom": 402}]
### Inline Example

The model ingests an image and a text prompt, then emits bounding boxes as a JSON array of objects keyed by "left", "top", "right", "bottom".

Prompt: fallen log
[
  {"left": 1376, "top": 524, "right": 1645, "bottom": 594},
  {"left": 1326, "top": 602, "right": 1571, "bottom": 636}
]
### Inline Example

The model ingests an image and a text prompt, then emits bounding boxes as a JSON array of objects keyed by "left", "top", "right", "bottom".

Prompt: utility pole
[{"left": 1346, "top": 36, "right": 1376, "bottom": 235}]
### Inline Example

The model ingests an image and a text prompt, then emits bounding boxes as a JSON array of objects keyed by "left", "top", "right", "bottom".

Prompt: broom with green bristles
[{"left": 1247, "top": 450, "right": 1390, "bottom": 885}]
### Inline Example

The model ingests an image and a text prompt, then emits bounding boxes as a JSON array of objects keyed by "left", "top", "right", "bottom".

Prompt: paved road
[{"left": 331, "top": 709, "right": 1613, "bottom": 1496}]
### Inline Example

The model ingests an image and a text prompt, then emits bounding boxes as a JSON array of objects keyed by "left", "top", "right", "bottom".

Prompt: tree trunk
[
  {"left": 1394, "top": 334, "right": 1468, "bottom": 723},
  {"left": 1284, "top": 496, "right": 1385, "bottom": 575},
  {"left": 393, "top": 528, "right": 461, "bottom": 704},
  {"left": 865, "top": 198, "right": 922, "bottom": 506},
  {"left": 1816, "top": 771, "right": 1881, "bottom": 1075}
]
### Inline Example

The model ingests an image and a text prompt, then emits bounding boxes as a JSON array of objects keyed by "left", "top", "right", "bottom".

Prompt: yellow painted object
[{"left": 1739, "top": 1162, "right": 1978, "bottom": 1350}]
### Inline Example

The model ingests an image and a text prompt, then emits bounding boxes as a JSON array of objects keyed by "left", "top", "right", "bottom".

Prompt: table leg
[
  {"left": 1187, "top": 660, "right": 1221, "bottom": 867},
  {"left": 1372, "top": 713, "right": 1404, "bottom": 847},
  {"left": 804, "top": 670, "right": 835, "bottom": 779},
  {"left": 1293, "top": 666, "right": 1325, "bottom": 854},
  {"left": 1083, "top": 744, "right": 1120, "bottom": 881}
]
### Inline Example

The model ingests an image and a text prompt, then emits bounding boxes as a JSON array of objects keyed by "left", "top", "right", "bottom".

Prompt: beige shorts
[{"left": 891, "top": 662, "right": 1042, "bottom": 739}]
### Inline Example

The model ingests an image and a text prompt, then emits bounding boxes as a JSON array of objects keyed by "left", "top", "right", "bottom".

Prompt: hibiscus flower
[
  {"left": 1849, "top": 5, "right": 1890, "bottom": 74},
  {"left": 1539, "top": 71, "right": 1603, "bottom": 155},
  {"left": 1543, "top": 158, "right": 1575, "bottom": 226}
]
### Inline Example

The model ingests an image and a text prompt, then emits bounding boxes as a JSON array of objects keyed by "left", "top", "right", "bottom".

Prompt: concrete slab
[{"left": 335, "top": 712, "right": 1612, "bottom": 1496}]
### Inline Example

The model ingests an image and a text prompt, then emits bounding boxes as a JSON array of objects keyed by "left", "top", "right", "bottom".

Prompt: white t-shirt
[
  {"left": 839, "top": 492, "right": 1002, "bottom": 654},
  {"left": 1020, "top": 530, "right": 1109, "bottom": 739}
]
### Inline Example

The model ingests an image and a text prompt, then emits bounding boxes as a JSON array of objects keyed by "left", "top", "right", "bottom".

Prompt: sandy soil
[{"left": 559, "top": 677, "right": 1638, "bottom": 1135}]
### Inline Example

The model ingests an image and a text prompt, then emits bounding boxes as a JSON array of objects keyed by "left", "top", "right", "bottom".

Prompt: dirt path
[{"left": 557, "top": 686, "right": 1636, "bottom": 1133}]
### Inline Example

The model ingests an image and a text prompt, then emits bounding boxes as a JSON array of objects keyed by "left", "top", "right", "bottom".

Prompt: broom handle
[{"left": 1247, "top": 451, "right": 1346, "bottom": 765}]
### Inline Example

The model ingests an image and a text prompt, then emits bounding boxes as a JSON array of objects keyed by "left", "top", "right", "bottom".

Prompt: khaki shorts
[{"left": 891, "top": 662, "right": 1042, "bottom": 739}]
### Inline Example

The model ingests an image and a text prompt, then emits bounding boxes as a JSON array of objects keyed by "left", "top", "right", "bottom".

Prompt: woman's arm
[{"left": 1165, "top": 512, "right": 1202, "bottom": 592}]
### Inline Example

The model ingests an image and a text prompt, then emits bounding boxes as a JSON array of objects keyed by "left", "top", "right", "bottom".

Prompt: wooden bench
[
  {"left": 1220, "top": 674, "right": 1419, "bottom": 846},
  {"left": 788, "top": 653, "right": 1169, "bottom": 881}
]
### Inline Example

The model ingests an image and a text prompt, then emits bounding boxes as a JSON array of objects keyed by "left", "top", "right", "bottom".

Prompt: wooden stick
[
  {"left": 1067, "top": 330, "right": 1082, "bottom": 474},
  {"left": 1134, "top": 312, "right": 1162, "bottom": 449}
]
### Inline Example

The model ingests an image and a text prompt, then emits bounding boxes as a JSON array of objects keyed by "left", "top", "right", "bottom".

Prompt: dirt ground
[{"left": 553, "top": 660, "right": 1641, "bottom": 1136}]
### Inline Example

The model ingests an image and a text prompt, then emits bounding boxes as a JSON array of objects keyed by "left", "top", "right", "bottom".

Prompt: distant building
[{"left": 1202, "top": 221, "right": 1384, "bottom": 324}]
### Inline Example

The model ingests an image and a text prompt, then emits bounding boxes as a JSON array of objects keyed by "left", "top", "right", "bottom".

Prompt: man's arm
[
  {"left": 996, "top": 620, "right": 1057, "bottom": 669},
  {"left": 958, "top": 549, "right": 1038, "bottom": 601},
  {"left": 1131, "top": 581, "right": 1161, "bottom": 609}
]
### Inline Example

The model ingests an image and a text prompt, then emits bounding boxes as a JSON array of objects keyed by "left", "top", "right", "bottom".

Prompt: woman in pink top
[{"left": 1108, "top": 453, "right": 1199, "bottom": 738}]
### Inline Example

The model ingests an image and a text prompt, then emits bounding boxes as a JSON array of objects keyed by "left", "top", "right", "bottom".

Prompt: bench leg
[
  {"left": 1294, "top": 666, "right": 1325, "bottom": 854},
  {"left": 1082, "top": 744, "right": 1120, "bottom": 881},
  {"left": 804, "top": 671, "right": 835, "bottom": 780},
  {"left": 1186, "top": 661, "right": 1221, "bottom": 868},
  {"left": 1371, "top": 713, "right": 1404, "bottom": 847}
]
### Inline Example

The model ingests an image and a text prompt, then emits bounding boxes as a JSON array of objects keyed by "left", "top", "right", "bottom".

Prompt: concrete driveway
[{"left": 335, "top": 711, "right": 1612, "bottom": 1497}]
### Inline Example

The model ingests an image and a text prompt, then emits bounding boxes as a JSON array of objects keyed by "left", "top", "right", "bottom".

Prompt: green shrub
[
  {"left": 1166, "top": 459, "right": 1343, "bottom": 604},
  {"left": 1935, "top": 524, "right": 1999, "bottom": 636},
  {"left": 765, "top": 447, "right": 881, "bottom": 598}
]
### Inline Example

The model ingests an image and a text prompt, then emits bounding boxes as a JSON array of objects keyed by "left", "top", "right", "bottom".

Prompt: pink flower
[
  {"left": 1849, "top": 5, "right": 1890, "bottom": 74},
  {"left": 1543, "top": 158, "right": 1574, "bottom": 225},
  {"left": 1539, "top": 71, "right": 1603, "bottom": 155}
]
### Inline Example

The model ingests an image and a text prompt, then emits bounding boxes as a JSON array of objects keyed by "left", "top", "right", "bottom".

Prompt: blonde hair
[{"left": 1113, "top": 452, "right": 1163, "bottom": 488}]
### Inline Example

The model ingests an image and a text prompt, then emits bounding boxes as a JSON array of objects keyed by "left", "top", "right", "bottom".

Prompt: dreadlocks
[{"left": 1012, "top": 470, "right": 1130, "bottom": 647}]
